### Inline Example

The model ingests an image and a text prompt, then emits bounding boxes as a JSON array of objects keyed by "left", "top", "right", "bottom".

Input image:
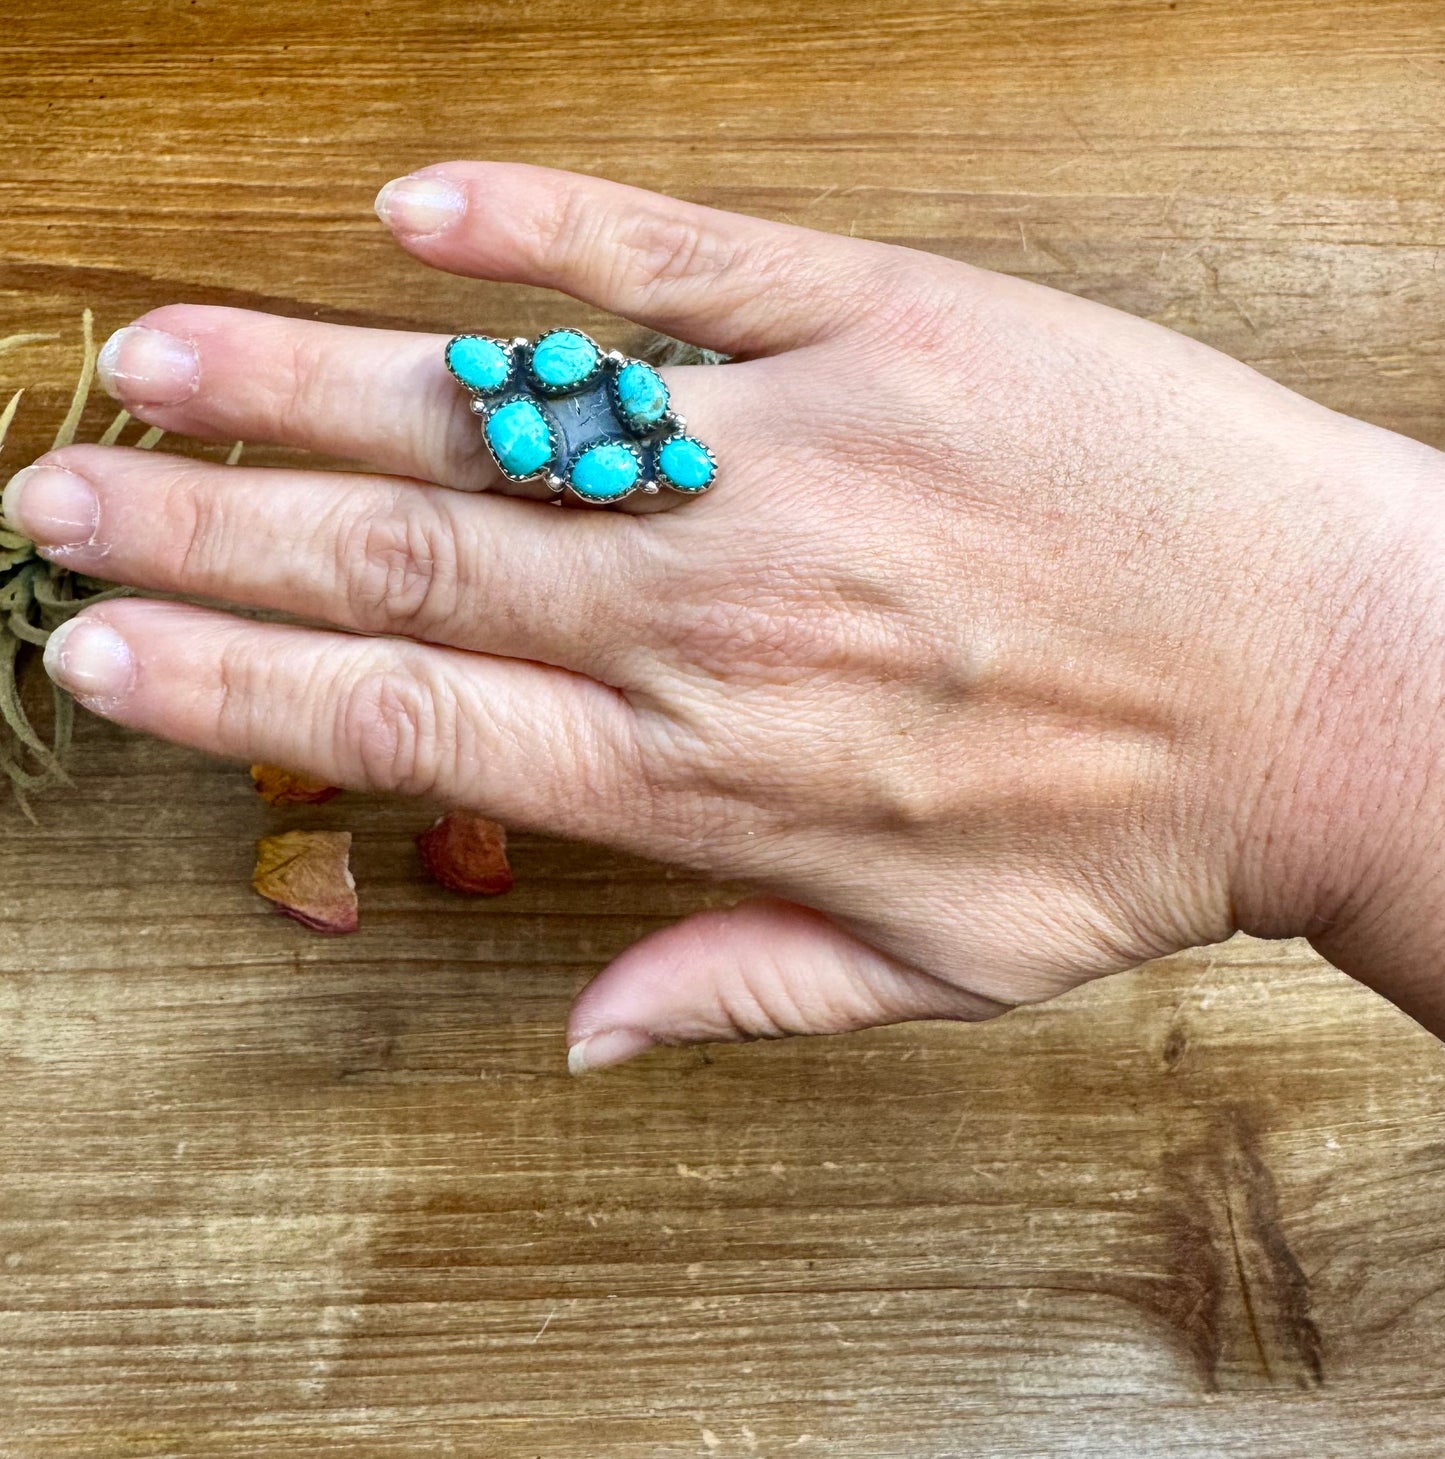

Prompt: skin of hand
[{"left": 5, "top": 162, "right": 1444, "bottom": 1071}]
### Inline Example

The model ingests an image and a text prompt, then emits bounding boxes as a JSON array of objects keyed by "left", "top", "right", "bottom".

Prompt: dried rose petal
[
  {"left": 416, "top": 810, "right": 514, "bottom": 896},
  {"left": 253, "top": 830, "right": 359, "bottom": 934},
  {"left": 250, "top": 763, "right": 342, "bottom": 807}
]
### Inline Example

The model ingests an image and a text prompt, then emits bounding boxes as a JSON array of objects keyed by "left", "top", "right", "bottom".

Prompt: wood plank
[{"left": 2, "top": 0, "right": 1443, "bottom": 1452}]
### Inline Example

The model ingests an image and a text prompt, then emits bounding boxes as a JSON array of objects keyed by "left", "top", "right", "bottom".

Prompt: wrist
[{"left": 1229, "top": 414, "right": 1445, "bottom": 1026}]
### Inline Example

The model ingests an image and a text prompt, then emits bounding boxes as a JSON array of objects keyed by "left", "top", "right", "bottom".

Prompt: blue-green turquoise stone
[
  {"left": 529, "top": 330, "right": 600, "bottom": 393},
  {"left": 613, "top": 360, "right": 669, "bottom": 431},
  {"left": 485, "top": 398, "right": 555, "bottom": 478},
  {"left": 446, "top": 336, "right": 511, "bottom": 394},
  {"left": 569, "top": 441, "right": 642, "bottom": 502},
  {"left": 656, "top": 436, "right": 715, "bottom": 492}
]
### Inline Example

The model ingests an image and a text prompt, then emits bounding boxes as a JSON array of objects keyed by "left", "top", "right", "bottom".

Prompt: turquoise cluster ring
[{"left": 445, "top": 328, "right": 717, "bottom": 505}]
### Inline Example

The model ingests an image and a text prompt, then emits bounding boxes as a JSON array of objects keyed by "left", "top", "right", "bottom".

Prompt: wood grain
[{"left": 2, "top": 1, "right": 1443, "bottom": 1454}]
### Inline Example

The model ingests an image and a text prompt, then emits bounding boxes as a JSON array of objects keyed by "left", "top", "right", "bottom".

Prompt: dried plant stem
[
  {"left": 0, "top": 389, "right": 25, "bottom": 444},
  {"left": 97, "top": 408, "right": 131, "bottom": 446},
  {"left": 0, "top": 333, "right": 57, "bottom": 361},
  {"left": 51, "top": 309, "right": 97, "bottom": 450}
]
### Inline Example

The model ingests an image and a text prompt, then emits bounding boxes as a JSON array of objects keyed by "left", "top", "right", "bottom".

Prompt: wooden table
[{"left": 2, "top": 2, "right": 1443, "bottom": 1453}]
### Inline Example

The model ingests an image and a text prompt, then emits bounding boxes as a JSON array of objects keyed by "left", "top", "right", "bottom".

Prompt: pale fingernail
[
  {"left": 374, "top": 175, "right": 467, "bottom": 238},
  {"left": 96, "top": 325, "right": 199, "bottom": 407},
  {"left": 567, "top": 1028, "right": 657, "bottom": 1075},
  {"left": 43, "top": 616, "right": 135, "bottom": 707},
  {"left": 2, "top": 465, "right": 98, "bottom": 549}
]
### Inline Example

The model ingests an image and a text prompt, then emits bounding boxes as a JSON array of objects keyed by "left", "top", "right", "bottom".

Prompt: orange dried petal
[
  {"left": 253, "top": 829, "right": 359, "bottom": 934},
  {"left": 416, "top": 810, "right": 514, "bottom": 897},
  {"left": 250, "top": 763, "right": 342, "bottom": 807}
]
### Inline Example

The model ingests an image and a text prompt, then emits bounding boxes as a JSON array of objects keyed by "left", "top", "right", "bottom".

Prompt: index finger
[{"left": 373, "top": 161, "right": 882, "bottom": 358}]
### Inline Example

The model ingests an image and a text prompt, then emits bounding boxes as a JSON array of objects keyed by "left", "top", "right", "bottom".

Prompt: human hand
[{"left": 7, "top": 163, "right": 1444, "bottom": 1069}]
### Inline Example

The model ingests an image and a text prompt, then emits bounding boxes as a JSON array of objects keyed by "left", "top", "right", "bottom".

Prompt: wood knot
[{"left": 1156, "top": 1106, "right": 1324, "bottom": 1391}]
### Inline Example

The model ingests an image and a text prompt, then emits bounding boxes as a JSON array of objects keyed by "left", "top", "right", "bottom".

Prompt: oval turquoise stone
[
  {"left": 446, "top": 335, "right": 511, "bottom": 394},
  {"left": 485, "top": 398, "right": 555, "bottom": 478},
  {"left": 613, "top": 360, "right": 669, "bottom": 431},
  {"left": 569, "top": 441, "right": 642, "bottom": 502},
  {"left": 529, "top": 329, "right": 600, "bottom": 393},
  {"left": 656, "top": 436, "right": 715, "bottom": 492}
]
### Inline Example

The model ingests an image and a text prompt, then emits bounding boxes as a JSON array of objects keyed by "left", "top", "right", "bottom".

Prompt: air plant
[
  {"left": 0, "top": 312, "right": 144, "bottom": 816},
  {"left": 0, "top": 312, "right": 248, "bottom": 818}
]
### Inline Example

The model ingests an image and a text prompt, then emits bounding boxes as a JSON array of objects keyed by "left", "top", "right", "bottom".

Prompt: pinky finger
[{"left": 43, "top": 598, "right": 642, "bottom": 838}]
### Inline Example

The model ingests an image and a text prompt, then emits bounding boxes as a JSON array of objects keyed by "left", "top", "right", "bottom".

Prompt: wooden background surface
[{"left": 2, "top": 1, "right": 1443, "bottom": 1454}]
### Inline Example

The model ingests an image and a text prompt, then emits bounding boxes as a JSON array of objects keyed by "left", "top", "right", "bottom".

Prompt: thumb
[{"left": 565, "top": 897, "right": 1010, "bottom": 1073}]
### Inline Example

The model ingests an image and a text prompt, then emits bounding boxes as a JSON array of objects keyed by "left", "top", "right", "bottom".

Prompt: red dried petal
[
  {"left": 250, "top": 763, "right": 342, "bottom": 807},
  {"left": 416, "top": 811, "right": 514, "bottom": 896},
  {"left": 253, "top": 830, "right": 359, "bottom": 934}
]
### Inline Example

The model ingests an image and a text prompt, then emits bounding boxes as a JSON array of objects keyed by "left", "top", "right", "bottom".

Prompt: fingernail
[
  {"left": 567, "top": 1028, "right": 657, "bottom": 1075},
  {"left": 374, "top": 175, "right": 467, "bottom": 238},
  {"left": 43, "top": 616, "right": 135, "bottom": 706},
  {"left": 96, "top": 325, "right": 199, "bottom": 406},
  {"left": 2, "top": 465, "right": 98, "bottom": 549}
]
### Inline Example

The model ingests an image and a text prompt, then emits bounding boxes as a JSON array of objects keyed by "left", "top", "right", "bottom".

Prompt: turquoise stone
[
  {"left": 485, "top": 398, "right": 555, "bottom": 478},
  {"left": 569, "top": 440, "right": 642, "bottom": 502},
  {"left": 446, "top": 335, "right": 511, "bottom": 395},
  {"left": 656, "top": 435, "right": 715, "bottom": 493},
  {"left": 529, "top": 329, "right": 601, "bottom": 393},
  {"left": 612, "top": 360, "right": 669, "bottom": 432}
]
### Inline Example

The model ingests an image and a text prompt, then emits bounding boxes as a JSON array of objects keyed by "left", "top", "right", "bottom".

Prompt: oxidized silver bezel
[
  {"left": 444, "top": 334, "right": 517, "bottom": 398},
  {"left": 565, "top": 436, "right": 647, "bottom": 505},
  {"left": 525, "top": 328, "right": 606, "bottom": 399},
  {"left": 448, "top": 331, "right": 718, "bottom": 504},
  {"left": 605, "top": 355, "right": 672, "bottom": 436},
  {"left": 653, "top": 434, "right": 718, "bottom": 494},
  {"left": 481, "top": 393, "right": 561, "bottom": 484}
]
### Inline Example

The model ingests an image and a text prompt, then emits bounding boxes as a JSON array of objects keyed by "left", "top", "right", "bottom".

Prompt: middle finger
[{"left": 5, "top": 443, "right": 659, "bottom": 681}]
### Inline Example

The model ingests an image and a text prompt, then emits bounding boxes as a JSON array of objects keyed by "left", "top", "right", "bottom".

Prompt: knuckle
[
  {"left": 662, "top": 554, "right": 902, "bottom": 684},
  {"left": 834, "top": 250, "right": 982, "bottom": 360},
  {"left": 214, "top": 631, "right": 262, "bottom": 750},
  {"left": 671, "top": 595, "right": 829, "bottom": 680},
  {"left": 611, "top": 210, "right": 743, "bottom": 298},
  {"left": 531, "top": 187, "right": 752, "bottom": 302},
  {"left": 337, "top": 497, "right": 459, "bottom": 638},
  {"left": 277, "top": 329, "right": 335, "bottom": 436},
  {"left": 167, "top": 465, "right": 231, "bottom": 584},
  {"left": 527, "top": 180, "right": 607, "bottom": 275},
  {"left": 338, "top": 665, "right": 453, "bottom": 798}
]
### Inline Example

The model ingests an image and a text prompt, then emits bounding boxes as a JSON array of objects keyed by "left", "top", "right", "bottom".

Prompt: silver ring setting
[{"left": 445, "top": 329, "right": 717, "bottom": 505}]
